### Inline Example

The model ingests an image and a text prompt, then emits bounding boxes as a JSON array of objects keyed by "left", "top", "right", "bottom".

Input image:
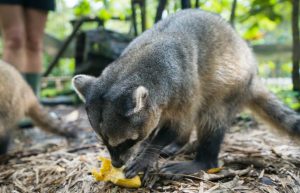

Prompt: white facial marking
[
  {"left": 72, "top": 75, "right": 87, "bottom": 103},
  {"left": 133, "top": 86, "right": 148, "bottom": 113}
]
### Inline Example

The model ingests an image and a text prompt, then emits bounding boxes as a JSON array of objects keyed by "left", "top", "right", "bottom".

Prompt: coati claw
[
  {"left": 141, "top": 167, "right": 150, "bottom": 184},
  {"left": 124, "top": 158, "right": 150, "bottom": 179}
]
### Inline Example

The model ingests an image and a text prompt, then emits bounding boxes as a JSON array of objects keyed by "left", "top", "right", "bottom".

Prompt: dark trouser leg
[
  {"left": 0, "top": 133, "right": 10, "bottom": 155},
  {"left": 160, "top": 127, "right": 225, "bottom": 179}
]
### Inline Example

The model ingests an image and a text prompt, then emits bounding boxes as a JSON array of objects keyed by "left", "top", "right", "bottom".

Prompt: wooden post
[
  {"left": 131, "top": 0, "right": 138, "bottom": 36},
  {"left": 155, "top": 0, "right": 168, "bottom": 23},
  {"left": 181, "top": 0, "right": 191, "bottom": 9},
  {"left": 230, "top": 0, "right": 237, "bottom": 28},
  {"left": 292, "top": 0, "right": 300, "bottom": 91}
]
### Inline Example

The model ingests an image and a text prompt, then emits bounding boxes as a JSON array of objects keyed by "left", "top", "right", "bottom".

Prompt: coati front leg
[
  {"left": 124, "top": 122, "right": 188, "bottom": 179},
  {"left": 160, "top": 124, "right": 225, "bottom": 180}
]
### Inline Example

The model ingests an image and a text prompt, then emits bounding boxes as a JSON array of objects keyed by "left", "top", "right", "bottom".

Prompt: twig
[
  {"left": 66, "top": 144, "right": 98, "bottom": 153},
  {"left": 154, "top": 166, "right": 253, "bottom": 182},
  {"left": 0, "top": 150, "right": 45, "bottom": 164},
  {"left": 223, "top": 156, "right": 268, "bottom": 168},
  {"left": 201, "top": 166, "right": 253, "bottom": 181}
]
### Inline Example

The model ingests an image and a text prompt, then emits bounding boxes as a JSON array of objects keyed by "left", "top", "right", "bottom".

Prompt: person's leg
[
  {"left": 23, "top": 8, "right": 48, "bottom": 94},
  {"left": 0, "top": 5, "right": 26, "bottom": 71}
]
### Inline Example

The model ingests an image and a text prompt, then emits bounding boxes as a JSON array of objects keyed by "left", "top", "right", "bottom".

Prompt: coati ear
[
  {"left": 126, "top": 86, "right": 149, "bottom": 116},
  {"left": 72, "top": 75, "right": 95, "bottom": 103}
]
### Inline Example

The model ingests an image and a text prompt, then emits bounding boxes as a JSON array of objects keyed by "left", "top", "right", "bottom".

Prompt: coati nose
[{"left": 111, "top": 159, "right": 124, "bottom": 168}]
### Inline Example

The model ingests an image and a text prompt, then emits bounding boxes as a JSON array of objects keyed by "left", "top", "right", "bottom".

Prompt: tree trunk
[
  {"left": 230, "top": 0, "right": 237, "bottom": 28},
  {"left": 195, "top": 0, "right": 199, "bottom": 8},
  {"left": 131, "top": 0, "right": 138, "bottom": 36},
  {"left": 140, "top": 0, "right": 146, "bottom": 32},
  {"left": 181, "top": 0, "right": 191, "bottom": 9},
  {"left": 292, "top": 0, "right": 300, "bottom": 91},
  {"left": 155, "top": 0, "right": 168, "bottom": 23}
]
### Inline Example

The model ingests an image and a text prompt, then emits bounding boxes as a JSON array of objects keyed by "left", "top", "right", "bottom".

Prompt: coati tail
[
  {"left": 248, "top": 78, "right": 300, "bottom": 139},
  {"left": 27, "top": 103, "right": 75, "bottom": 138}
]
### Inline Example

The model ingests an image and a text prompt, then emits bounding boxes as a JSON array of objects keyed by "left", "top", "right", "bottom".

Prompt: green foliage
[
  {"left": 98, "top": 9, "right": 111, "bottom": 20},
  {"left": 74, "top": 0, "right": 91, "bottom": 17},
  {"left": 50, "top": 58, "right": 75, "bottom": 76},
  {"left": 280, "top": 62, "right": 292, "bottom": 75},
  {"left": 41, "top": 81, "right": 73, "bottom": 98},
  {"left": 46, "top": 1, "right": 74, "bottom": 39},
  {"left": 42, "top": 0, "right": 298, "bottom": 103},
  {"left": 270, "top": 86, "right": 300, "bottom": 110},
  {"left": 235, "top": 0, "right": 291, "bottom": 43},
  {"left": 73, "top": 0, "right": 131, "bottom": 20}
]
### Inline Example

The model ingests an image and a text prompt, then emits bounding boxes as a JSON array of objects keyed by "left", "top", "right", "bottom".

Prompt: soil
[{"left": 0, "top": 105, "right": 299, "bottom": 193}]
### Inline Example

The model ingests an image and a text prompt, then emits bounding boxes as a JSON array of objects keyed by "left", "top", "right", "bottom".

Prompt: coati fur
[
  {"left": 0, "top": 60, "right": 75, "bottom": 155},
  {"left": 72, "top": 9, "right": 300, "bottom": 179}
]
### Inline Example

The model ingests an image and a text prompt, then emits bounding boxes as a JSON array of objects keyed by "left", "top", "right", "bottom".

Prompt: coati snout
[{"left": 73, "top": 75, "right": 161, "bottom": 167}]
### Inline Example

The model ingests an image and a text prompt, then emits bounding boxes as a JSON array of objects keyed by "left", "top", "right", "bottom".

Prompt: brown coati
[
  {"left": 0, "top": 60, "right": 75, "bottom": 155},
  {"left": 72, "top": 9, "right": 300, "bottom": 180}
]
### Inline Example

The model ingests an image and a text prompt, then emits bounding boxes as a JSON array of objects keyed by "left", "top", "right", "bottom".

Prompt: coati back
[
  {"left": 73, "top": 9, "right": 300, "bottom": 179},
  {"left": 0, "top": 60, "right": 74, "bottom": 155}
]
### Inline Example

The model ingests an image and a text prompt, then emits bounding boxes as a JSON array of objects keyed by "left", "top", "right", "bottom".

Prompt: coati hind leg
[
  {"left": 160, "top": 141, "right": 187, "bottom": 158},
  {"left": 160, "top": 126, "right": 192, "bottom": 158},
  {"left": 160, "top": 123, "right": 226, "bottom": 180}
]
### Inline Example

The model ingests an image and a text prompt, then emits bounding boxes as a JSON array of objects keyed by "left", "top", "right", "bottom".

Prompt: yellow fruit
[
  {"left": 92, "top": 157, "right": 141, "bottom": 188},
  {"left": 207, "top": 167, "right": 224, "bottom": 174}
]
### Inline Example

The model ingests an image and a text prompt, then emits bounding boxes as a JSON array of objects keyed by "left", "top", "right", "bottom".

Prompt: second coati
[
  {"left": 0, "top": 60, "right": 75, "bottom": 155},
  {"left": 72, "top": 9, "right": 300, "bottom": 179}
]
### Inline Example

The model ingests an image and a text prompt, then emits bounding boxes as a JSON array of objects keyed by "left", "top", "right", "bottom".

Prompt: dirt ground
[{"left": 0, "top": 105, "right": 300, "bottom": 193}]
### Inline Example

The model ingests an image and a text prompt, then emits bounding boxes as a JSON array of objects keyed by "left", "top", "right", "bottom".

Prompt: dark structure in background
[
  {"left": 44, "top": 0, "right": 300, "bottom": 94},
  {"left": 181, "top": 0, "right": 191, "bottom": 9},
  {"left": 155, "top": 0, "right": 167, "bottom": 23},
  {"left": 74, "top": 28, "right": 132, "bottom": 76},
  {"left": 131, "top": 0, "right": 146, "bottom": 36},
  {"left": 44, "top": 0, "right": 198, "bottom": 77}
]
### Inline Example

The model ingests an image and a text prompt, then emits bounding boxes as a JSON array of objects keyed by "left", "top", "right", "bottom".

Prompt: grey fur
[{"left": 73, "top": 9, "right": 300, "bottom": 178}]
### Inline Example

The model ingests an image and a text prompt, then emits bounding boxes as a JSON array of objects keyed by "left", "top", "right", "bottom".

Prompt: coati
[
  {"left": 72, "top": 9, "right": 300, "bottom": 179},
  {"left": 0, "top": 60, "right": 75, "bottom": 155}
]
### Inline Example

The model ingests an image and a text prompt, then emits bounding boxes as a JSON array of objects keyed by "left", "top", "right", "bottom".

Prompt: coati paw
[
  {"left": 59, "top": 123, "right": 78, "bottom": 139},
  {"left": 160, "top": 161, "right": 209, "bottom": 180},
  {"left": 124, "top": 158, "right": 151, "bottom": 179}
]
